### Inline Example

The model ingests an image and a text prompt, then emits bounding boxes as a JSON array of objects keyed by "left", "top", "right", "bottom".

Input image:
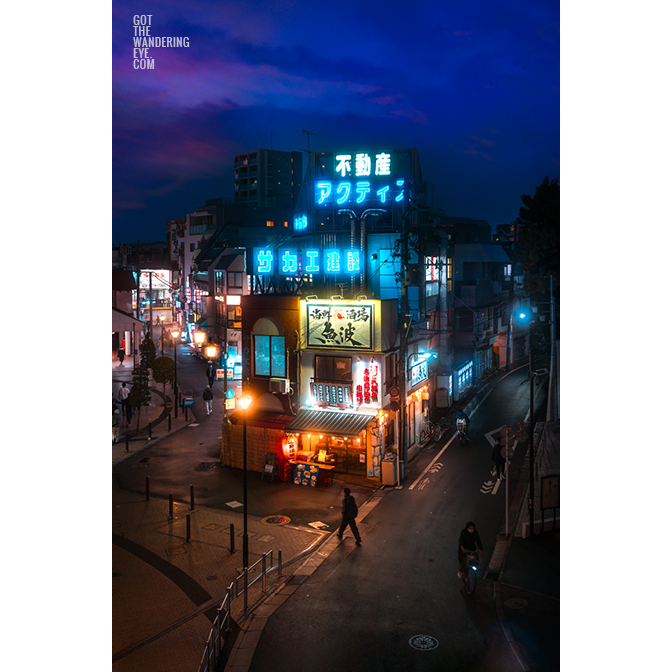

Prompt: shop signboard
[
  {"left": 310, "top": 382, "right": 352, "bottom": 408},
  {"left": 294, "top": 463, "right": 319, "bottom": 488},
  {"left": 410, "top": 359, "right": 429, "bottom": 388},
  {"left": 306, "top": 301, "right": 373, "bottom": 350}
]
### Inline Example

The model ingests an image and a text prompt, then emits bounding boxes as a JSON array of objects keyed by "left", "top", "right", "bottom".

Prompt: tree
[
  {"left": 128, "top": 366, "right": 151, "bottom": 431},
  {"left": 152, "top": 356, "right": 175, "bottom": 403},
  {"left": 516, "top": 177, "right": 560, "bottom": 300},
  {"left": 140, "top": 335, "right": 156, "bottom": 370}
]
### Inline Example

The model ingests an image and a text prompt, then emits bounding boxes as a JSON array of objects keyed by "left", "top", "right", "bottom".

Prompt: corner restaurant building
[{"left": 221, "top": 297, "right": 402, "bottom": 485}]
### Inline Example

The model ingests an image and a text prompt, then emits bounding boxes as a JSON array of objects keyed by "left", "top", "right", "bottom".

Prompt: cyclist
[
  {"left": 455, "top": 411, "right": 470, "bottom": 439},
  {"left": 457, "top": 521, "right": 482, "bottom": 578}
]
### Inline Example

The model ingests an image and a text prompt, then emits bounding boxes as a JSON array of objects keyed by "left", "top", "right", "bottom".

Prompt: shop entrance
[{"left": 301, "top": 433, "right": 367, "bottom": 475}]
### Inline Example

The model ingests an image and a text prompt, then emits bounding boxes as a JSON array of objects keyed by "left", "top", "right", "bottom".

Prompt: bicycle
[
  {"left": 420, "top": 418, "right": 440, "bottom": 443},
  {"left": 460, "top": 550, "right": 480, "bottom": 595}
]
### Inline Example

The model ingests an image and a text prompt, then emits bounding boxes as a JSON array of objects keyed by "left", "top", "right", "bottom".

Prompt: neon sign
[
  {"left": 316, "top": 178, "right": 404, "bottom": 207},
  {"left": 334, "top": 152, "right": 391, "bottom": 177},
  {"left": 253, "top": 248, "right": 362, "bottom": 276}
]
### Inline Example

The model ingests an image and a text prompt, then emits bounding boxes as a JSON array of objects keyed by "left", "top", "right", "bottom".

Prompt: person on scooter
[{"left": 457, "top": 521, "right": 482, "bottom": 578}]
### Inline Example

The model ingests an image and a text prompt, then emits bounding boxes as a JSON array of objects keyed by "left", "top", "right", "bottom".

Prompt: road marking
[
  {"left": 480, "top": 480, "right": 495, "bottom": 494},
  {"left": 484, "top": 425, "right": 506, "bottom": 447},
  {"left": 417, "top": 477, "right": 430, "bottom": 491},
  {"left": 409, "top": 434, "right": 456, "bottom": 490}
]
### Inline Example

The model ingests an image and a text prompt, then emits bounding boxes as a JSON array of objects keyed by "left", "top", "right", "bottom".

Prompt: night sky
[{"left": 112, "top": 0, "right": 559, "bottom": 244}]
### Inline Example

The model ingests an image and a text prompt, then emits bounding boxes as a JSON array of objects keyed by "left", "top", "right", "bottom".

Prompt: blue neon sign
[
  {"left": 316, "top": 178, "right": 404, "bottom": 207},
  {"left": 253, "top": 248, "right": 365, "bottom": 277}
]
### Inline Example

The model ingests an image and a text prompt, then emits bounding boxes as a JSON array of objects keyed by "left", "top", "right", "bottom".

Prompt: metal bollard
[
  {"left": 168, "top": 414, "right": 171, "bottom": 431},
  {"left": 230, "top": 523, "right": 235, "bottom": 554},
  {"left": 145, "top": 476, "right": 150, "bottom": 501},
  {"left": 125, "top": 431, "right": 129, "bottom": 452},
  {"left": 175, "top": 394, "right": 179, "bottom": 418},
  {"left": 169, "top": 494, "right": 174, "bottom": 519},
  {"left": 190, "top": 484, "right": 195, "bottom": 510},
  {"left": 278, "top": 550, "right": 283, "bottom": 578},
  {"left": 186, "top": 514, "right": 191, "bottom": 543},
  {"left": 261, "top": 552, "right": 267, "bottom": 592},
  {"left": 148, "top": 422, "right": 152, "bottom": 440}
]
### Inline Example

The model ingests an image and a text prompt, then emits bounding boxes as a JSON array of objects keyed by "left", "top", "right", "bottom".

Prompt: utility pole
[
  {"left": 528, "top": 317, "right": 535, "bottom": 538},
  {"left": 506, "top": 222, "right": 518, "bottom": 371},
  {"left": 397, "top": 211, "right": 412, "bottom": 479}
]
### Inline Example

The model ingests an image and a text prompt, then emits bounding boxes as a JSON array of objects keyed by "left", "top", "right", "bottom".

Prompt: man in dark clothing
[
  {"left": 337, "top": 487, "right": 362, "bottom": 545},
  {"left": 458, "top": 521, "right": 482, "bottom": 578},
  {"left": 492, "top": 437, "right": 506, "bottom": 480},
  {"left": 206, "top": 363, "right": 216, "bottom": 388}
]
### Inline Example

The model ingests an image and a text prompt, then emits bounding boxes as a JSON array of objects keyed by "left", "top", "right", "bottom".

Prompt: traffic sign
[
  {"left": 389, "top": 386, "right": 400, "bottom": 398},
  {"left": 501, "top": 445, "right": 514, "bottom": 460},
  {"left": 501, "top": 426, "right": 514, "bottom": 439},
  {"left": 514, "top": 430, "right": 528, "bottom": 443},
  {"left": 502, "top": 435, "right": 516, "bottom": 448},
  {"left": 226, "top": 389, "right": 235, "bottom": 399},
  {"left": 390, "top": 400, "right": 400, "bottom": 412}
]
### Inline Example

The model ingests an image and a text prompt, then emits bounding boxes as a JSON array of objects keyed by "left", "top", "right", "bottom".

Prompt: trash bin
[{"left": 382, "top": 458, "right": 397, "bottom": 486}]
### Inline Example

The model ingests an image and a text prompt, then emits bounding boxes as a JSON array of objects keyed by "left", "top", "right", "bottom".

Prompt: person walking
[
  {"left": 203, "top": 385, "right": 213, "bottom": 415},
  {"left": 457, "top": 521, "right": 482, "bottom": 578},
  {"left": 492, "top": 437, "right": 506, "bottom": 480},
  {"left": 337, "top": 487, "right": 362, "bottom": 545},
  {"left": 118, "top": 382, "right": 131, "bottom": 427},
  {"left": 117, "top": 347, "right": 125, "bottom": 366},
  {"left": 206, "top": 362, "right": 216, "bottom": 388}
]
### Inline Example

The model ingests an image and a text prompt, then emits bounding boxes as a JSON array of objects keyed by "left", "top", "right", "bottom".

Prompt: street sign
[
  {"left": 501, "top": 426, "right": 514, "bottom": 439},
  {"left": 517, "top": 420, "right": 527, "bottom": 429},
  {"left": 226, "top": 389, "right": 235, "bottom": 399},
  {"left": 216, "top": 368, "right": 225, "bottom": 380},
  {"left": 389, "top": 386, "right": 400, "bottom": 398},
  {"left": 514, "top": 430, "right": 528, "bottom": 443},
  {"left": 225, "top": 399, "right": 235, "bottom": 410},
  {"left": 390, "top": 400, "right": 400, "bottom": 412},
  {"left": 501, "top": 446, "right": 514, "bottom": 460},
  {"left": 503, "top": 435, "right": 516, "bottom": 448}
]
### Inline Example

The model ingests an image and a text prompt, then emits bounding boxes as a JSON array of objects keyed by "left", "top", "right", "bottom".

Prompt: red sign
[{"left": 389, "top": 386, "right": 400, "bottom": 398}]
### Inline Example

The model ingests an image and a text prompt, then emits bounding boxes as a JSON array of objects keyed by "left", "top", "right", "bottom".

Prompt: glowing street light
[
  {"left": 171, "top": 328, "right": 180, "bottom": 417},
  {"left": 239, "top": 394, "right": 253, "bottom": 567}
]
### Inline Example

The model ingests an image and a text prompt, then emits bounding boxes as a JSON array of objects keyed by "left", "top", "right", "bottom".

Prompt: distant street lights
[{"left": 238, "top": 394, "right": 253, "bottom": 568}]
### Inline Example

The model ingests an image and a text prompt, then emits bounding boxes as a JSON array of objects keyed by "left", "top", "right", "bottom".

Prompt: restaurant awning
[{"left": 284, "top": 409, "right": 376, "bottom": 437}]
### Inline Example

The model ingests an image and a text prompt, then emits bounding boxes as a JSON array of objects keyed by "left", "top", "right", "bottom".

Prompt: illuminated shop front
[
  {"left": 406, "top": 352, "right": 434, "bottom": 448},
  {"left": 287, "top": 297, "right": 395, "bottom": 481}
]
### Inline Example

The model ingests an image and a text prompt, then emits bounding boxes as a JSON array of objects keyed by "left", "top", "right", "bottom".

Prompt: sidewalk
[{"left": 112, "top": 355, "right": 195, "bottom": 466}]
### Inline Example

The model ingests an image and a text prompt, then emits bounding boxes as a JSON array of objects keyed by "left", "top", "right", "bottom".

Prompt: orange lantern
[{"left": 282, "top": 434, "right": 297, "bottom": 460}]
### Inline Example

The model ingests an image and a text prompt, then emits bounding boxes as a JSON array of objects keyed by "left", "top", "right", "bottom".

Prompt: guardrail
[{"left": 197, "top": 550, "right": 281, "bottom": 672}]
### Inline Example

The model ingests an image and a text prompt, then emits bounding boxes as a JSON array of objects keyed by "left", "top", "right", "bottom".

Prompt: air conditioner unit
[{"left": 269, "top": 378, "right": 289, "bottom": 394}]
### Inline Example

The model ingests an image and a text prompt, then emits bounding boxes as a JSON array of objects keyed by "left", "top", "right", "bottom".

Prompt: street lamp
[
  {"left": 238, "top": 393, "right": 253, "bottom": 567},
  {"left": 171, "top": 328, "right": 180, "bottom": 418},
  {"left": 205, "top": 342, "right": 218, "bottom": 361},
  {"left": 193, "top": 328, "right": 207, "bottom": 350},
  {"left": 159, "top": 315, "right": 166, "bottom": 355}
]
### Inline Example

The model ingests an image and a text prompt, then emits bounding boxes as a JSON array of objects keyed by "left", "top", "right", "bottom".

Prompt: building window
[
  {"left": 425, "top": 256, "right": 440, "bottom": 297},
  {"left": 227, "top": 272, "right": 243, "bottom": 290},
  {"left": 267, "top": 220, "right": 275, "bottom": 227},
  {"left": 315, "top": 356, "right": 352, "bottom": 382},
  {"left": 254, "top": 335, "right": 285, "bottom": 378}
]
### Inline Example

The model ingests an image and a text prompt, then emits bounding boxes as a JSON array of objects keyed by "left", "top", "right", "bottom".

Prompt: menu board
[{"left": 294, "top": 463, "right": 319, "bottom": 488}]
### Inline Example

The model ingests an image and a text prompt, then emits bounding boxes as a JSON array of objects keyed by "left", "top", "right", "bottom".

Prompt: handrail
[{"left": 196, "top": 550, "right": 279, "bottom": 672}]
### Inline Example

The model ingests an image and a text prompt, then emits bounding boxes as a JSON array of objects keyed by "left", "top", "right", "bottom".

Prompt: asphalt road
[{"left": 248, "top": 366, "right": 554, "bottom": 672}]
